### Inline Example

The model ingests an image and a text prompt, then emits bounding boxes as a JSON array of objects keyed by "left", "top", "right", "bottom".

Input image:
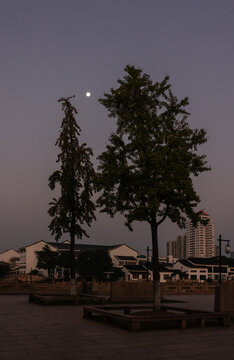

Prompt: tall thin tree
[{"left": 48, "top": 96, "right": 96, "bottom": 294}]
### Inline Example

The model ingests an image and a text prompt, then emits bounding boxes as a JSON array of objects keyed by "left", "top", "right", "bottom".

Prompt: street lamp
[{"left": 218, "top": 234, "right": 231, "bottom": 286}]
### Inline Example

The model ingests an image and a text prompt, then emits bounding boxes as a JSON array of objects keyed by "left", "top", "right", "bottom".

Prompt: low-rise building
[
  {"left": 16, "top": 240, "right": 139, "bottom": 277},
  {"left": 18, "top": 241, "right": 58, "bottom": 276},
  {"left": 122, "top": 264, "right": 149, "bottom": 281},
  {"left": 0, "top": 249, "right": 20, "bottom": 272},
  {"left": 173, "top": 259, "right": 208, "bottom": 281},
  {"left": 171, "top": 256, "right": 234, "bottom": 281},
  {"left": 188, "top": 256, "right": 234, "bottom": 281}
]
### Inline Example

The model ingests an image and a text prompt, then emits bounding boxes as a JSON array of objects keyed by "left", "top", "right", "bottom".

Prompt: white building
[
  {"left": 173, "top": 259, "right": 208, "bottom": 281},
  {"left": 122, "top": 264, "right": 149, "bottom": 281},
  {"left": 16, "top": 240, "right": 139, "bottom": 277},
  {"left": 186, "top": 211, "right": 215, "bottom": 258},
  {"left": 0, "top": 249, "right": 19, "bottom": 271},
  {"left": 109, "top": 244, "right": 138, "bottom": 267},
  {"left": 18, "top": 241, "right": 58, "bottom": 276},
  {"left": 2, "top": 240, "right": 181, "bottom": 282}
]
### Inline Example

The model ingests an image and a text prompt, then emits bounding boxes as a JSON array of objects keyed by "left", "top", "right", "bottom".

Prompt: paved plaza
[{"left": 1, "top": 295, "right": 234, "bottom": 360}]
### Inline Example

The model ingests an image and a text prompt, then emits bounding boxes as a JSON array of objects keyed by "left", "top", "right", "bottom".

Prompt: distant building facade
[
  {"left": 0, "top": 249, "right": 20, "bottom": 272},
  {"left": 167, "top": 235, "right": 186, "bottom": 259},
  {"left": 186, "top": 211, "right": 215, "bottom": 258},
  {"left": 173, "top": 256, "right": 234, "bottom": 281}
]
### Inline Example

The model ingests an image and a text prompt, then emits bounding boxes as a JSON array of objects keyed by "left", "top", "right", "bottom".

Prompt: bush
[{"left": 0, "top": 262, "right": 10, "bottom": 277}]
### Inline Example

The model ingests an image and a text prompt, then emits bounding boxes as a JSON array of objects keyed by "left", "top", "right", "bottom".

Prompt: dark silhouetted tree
[
  {"left": 36, "top": 245, "right": 59, "bottom": 277},
  {"left": 48, "top": 96, "right": 96, "bottom": 294},
  {"left": 0, "top": 262, "right": 10, "bottom": 277},
  {"left": 97, "top": 65, "right": 210, "bottom": 310},
  {"left": 76, "top": 250, "right": 113, "bottom": 281}
]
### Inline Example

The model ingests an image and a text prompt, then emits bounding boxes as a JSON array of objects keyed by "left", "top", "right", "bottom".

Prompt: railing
[
  {"left": 1, "top": 277, "right": 234, "bottom": 297},
  {"left": 161, "top": 280, "right": 218, "bottom": 294}
]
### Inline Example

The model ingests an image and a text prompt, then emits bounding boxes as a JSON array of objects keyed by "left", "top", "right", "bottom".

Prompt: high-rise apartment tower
[
  {"left": 186, "top": 211, "right": 215, "bottom": 258},
  {"left": 167, "top": 235, "right": 186, "bottom": 259}
]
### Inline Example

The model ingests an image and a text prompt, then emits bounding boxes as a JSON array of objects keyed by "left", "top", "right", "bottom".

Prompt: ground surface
[{"left": 1, "top": 294, "right": 234, "bottom": 360}]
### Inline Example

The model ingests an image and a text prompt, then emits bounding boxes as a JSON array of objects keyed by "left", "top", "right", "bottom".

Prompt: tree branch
[{"left": 156, "top": 205, "right": 169, "bottom": 226}]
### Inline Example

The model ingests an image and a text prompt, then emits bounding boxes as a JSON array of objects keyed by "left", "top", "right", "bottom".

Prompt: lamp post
[{"left": 218, "top": 234, "right": 231, "bottom": 286}]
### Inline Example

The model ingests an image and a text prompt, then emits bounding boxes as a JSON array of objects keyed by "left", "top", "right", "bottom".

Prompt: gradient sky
[{"left": 1, "top": 0, "right": 234, "bottom": 255}]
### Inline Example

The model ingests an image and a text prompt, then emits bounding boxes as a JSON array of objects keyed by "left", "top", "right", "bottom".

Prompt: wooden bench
[{"left": 83, "top": 305, "right": 231, "bottom": 332}]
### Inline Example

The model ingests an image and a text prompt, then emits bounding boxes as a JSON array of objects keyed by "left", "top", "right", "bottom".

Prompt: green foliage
[
  {"left": 97, "top": 65, "right": 210, "bottom": 230},
  {"left": 111, "top": 267, "right": 125, "bottom": 281},
  {"left": 36, "top": 245, "right": 59, "bottom": 276},
  {"left": 58, "top": 251, "right": 76, "bottom": 270},
  {"left": 0, "top": 262, "right": 10, "bottom": 277},
  {"left": 29, "top": 269, "right": 39, "bottom": 275},
  {"left": 97, "top": 65, "right": 210, "bottom": 308},
  {"left": 76, "top": 250, "right": 113, "bottom": 281},
  {"left": 48, "top": 96, "right": 96, "bottom": 280},
  {"left": 48, "top": 96, "right": 96, "bottom": 241}
]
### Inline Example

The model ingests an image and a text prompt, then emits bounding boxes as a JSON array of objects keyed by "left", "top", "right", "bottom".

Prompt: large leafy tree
[
  {"left": 48, "top": 96, "right": 96, "bottom": 292},
  {"left": 97, "top": 65, "right": 210, "bottom": 310},
  {"left": 76, "top": 250, "right": 113, "bottom": 281},
  {"left": 36, "top": 245, "right": 59, "bottom": 277}
]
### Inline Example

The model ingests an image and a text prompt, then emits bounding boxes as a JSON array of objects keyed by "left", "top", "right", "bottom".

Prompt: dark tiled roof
[
  {"left": 142, "top": 262, "right": 173, "bottom": 273},
  {"left": 177, "top": 259, "right": 204, "bottom": 268},
  {"left": 159, "top": 264, "right": 174, "bottom": 273},
  {"left": 48, "top": 242, "right": 116, "bottom": 251},
  {"left": 116, "top": 256, "right": 137, "bottom": 261},
  {"left": 189, "top": 256, "right": 234, "bottom": 266},
  {"left": 162, "top": 263, "right": 173, "bottom": 268},
  {"left": 123, "top": 264, "right": 147, "bottom": 272},
  {"left": 175, "top": 259, "right": 208, "bottom": 269}
]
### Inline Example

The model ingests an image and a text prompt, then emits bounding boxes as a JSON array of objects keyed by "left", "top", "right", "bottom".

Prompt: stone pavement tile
[
  {"left": 98, "top": 354, "right": 161, "bottom": 360},
  {"left": 25, "top": 354, "right": 65, "bottom": 360},
  {"left": 46, "top": 343, "right": 83, "bottom": 352},
  {"left": 114, "top": 345, "right": 164, "bottom": 358},
  {"left": 62, "top": 349, "right": 117, "bottom": 360},
  {"left": 0, "top": 340, "right": 18, "bottom": 347},
  {"left": 0, "top": 350, "right": 29, "bottom": 359},
  {"left": 0, "top": 356, "right": 32, "bottom": 360},
  {"left": 14, "top": 343, "right": 50, "bottom": 351},
  {"left": 63, "top": 356, "right": 98, "bottom": 360},
  {"left": 5, "top": 333, "right": 37, "bottom": 340},
  {"left": 0, "top": 343, "right": 45, "bottom": 352},
  {"left": 15, "top": 338, "right": 47, "bottom": 345},
  {"left": 25, "top": 349, "right": 67, "bottom": 360},
  {"left": 78, "top": 343, "right": 123, "bottom": 356},
  {"left": 193, "top": 354, "right": 234, "bottom": 360}
]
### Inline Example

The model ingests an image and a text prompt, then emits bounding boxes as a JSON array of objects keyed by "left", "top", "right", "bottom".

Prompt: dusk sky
[{"left": 1, "top": 0, "right": 234, "bottom": 255}]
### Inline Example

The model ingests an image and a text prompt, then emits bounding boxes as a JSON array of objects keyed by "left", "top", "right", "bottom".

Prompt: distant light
[{"left": 86, "top": 92, "right": 91, "bottom": 97}]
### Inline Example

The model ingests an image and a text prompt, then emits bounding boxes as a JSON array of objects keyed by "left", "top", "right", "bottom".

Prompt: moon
[{"left": 86, "top": 92, "right": 91, "bottom": 97}]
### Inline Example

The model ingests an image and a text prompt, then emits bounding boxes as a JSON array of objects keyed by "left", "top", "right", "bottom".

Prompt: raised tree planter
[
  {"left": 83, "top": 304, "right": 231, "bottom": 332},
  {"left": 29, "top": 294, "right": 108, "bottom": 306}
]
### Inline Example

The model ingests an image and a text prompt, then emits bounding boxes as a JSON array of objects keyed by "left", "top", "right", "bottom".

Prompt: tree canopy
[
  {"left": 36, "top": 245, "right": 59, "bottom": 277},
  {"left": 0, "top": 262, "right": 10, "bottom": 277},
  {"left": 97, "top": 65, "right": 210, "bottom": 308},
  {"left": 76, "top": 250, "right": 113, "bottom": 281}
]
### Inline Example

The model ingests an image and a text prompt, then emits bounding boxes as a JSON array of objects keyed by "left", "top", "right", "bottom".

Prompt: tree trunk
[
  {"left": 150, "top": 221, "right": 161, "bottom": 311},
  {"left": 70, "top": 231, "right": 76, "bottom": 296},
  {"left": 69, "top": 108, "right": 77, "bottom": 297}
]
